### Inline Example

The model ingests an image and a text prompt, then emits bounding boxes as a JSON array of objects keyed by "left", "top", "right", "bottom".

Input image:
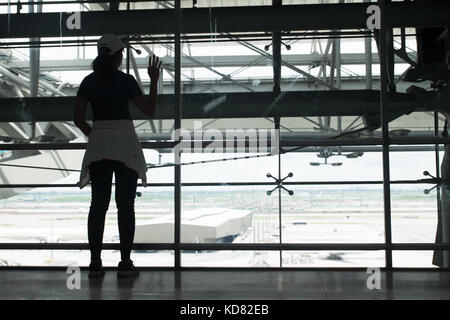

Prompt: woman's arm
[
  {"left": 133, "top": 55, "right": 162, "bottom": 118},
  {"left": 73, "top": 96, "right": 92, "bottom": 137}
]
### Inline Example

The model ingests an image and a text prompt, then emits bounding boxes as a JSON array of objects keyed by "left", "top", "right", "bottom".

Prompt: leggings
[{"left": 88, "top": 159, "right": 138, "bottom": 262}]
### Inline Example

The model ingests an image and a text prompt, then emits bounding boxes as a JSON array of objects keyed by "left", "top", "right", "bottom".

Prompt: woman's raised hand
[{"left": 147, "top": 55, "right": 162, "bottom": 83}]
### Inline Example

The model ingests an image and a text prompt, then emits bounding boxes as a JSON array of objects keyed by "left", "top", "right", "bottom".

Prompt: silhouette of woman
[{"left": 74, "top": 34, "right": 161, "bottom": 278}]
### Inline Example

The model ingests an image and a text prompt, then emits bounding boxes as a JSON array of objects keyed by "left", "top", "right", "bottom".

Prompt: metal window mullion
[
  {"left": 275, "top": 117, "right": 282, "bottom": 268},
  {"left": 434, "top": 111, "right": 443, "bottom": 266},
  {"left": 273, "top": 0, "right": 283, "bottom": 269},
  {"left": 174, "top": 0, "right": 181, "bottom": 270},
  {"left": 379, "top": 0, "right": 393, "bottom": 270},
  {"left": 364, "top": 0, "right": 373, "bottom": 90}
]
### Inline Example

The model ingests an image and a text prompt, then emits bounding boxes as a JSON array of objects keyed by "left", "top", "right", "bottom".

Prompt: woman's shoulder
[
  {"left": 115, "top": 69, "right": 133, "bottom": 77},
  {"left": 81, "top": 71, "right": 96, "bottom": 82}
]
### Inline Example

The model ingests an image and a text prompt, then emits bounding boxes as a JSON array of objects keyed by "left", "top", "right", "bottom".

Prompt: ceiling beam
[
  {"left": 0, "top": 89, "right": 444, "bottom": 123},
  {"left": 1, "top": 2, "right": 449, "bottom": 39}
]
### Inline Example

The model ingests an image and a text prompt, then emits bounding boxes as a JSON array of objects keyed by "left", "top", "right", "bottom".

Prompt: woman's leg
[
  {"left": 114, "top": 161, "right": 138, "bottom": 262},
  {"left": 88, "top": 160, "right": 114, "bottom": 261}
]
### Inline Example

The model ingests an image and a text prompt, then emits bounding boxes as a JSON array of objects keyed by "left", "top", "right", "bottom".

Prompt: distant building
[{"left": 134, "top": 207, "right": 253, "bottom": 243}]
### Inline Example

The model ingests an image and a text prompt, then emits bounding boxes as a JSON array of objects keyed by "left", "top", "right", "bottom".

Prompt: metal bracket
[
  {"left": 264, "top": 41, "right": 291, "bottom": 52},
  {"left": 264, "top": 31, "right": 292, "bottom": 51},
  {"left": 266, "top": 172, "right": 294, "bottom": 196},
  {"left": 421, "top": 170, "right": 442, "bottom": 194}
]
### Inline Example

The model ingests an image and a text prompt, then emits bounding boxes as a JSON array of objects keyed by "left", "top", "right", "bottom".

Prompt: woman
[{"left": 74, "top": 34, "right": 161, "bottom": 278}]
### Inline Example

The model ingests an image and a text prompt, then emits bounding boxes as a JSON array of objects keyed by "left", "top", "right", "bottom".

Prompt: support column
[
  {"left": 28, "top": 0, "right": 42, "bottom": 97},
  {"left": 335, "top": 31, "right": 342, "bottom": 131},
  {"left": 28, "top": 0, "right": 42, "bottom": 140}
]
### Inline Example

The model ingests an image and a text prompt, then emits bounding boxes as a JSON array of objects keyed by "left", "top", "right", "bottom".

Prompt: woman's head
[{"left": 91, "top": 34, "right": 125, "bottom": 75}]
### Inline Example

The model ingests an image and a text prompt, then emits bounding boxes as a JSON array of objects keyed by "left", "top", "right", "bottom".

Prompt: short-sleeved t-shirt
[{"left": 76, "top": 69, "right": 143, "bottom": 122}]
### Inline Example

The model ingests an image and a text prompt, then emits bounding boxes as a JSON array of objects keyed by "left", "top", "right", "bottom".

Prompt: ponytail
[{"left": 91, "top": 47, "right": 121, "bottom": 80}]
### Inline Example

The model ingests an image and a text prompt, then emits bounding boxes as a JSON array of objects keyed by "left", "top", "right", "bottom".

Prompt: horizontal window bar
[
  {"left": 282, "top": 138, "right": 450, "bottom": 147},
  {"left": 2, "top": 138, "right": 449, "bottom": 151},
  {"left": 0, "top": 0, "right": 169, "bottom": 5},
  {"left": 389, "top": 138, "right": 450, "bottom": 145},
  {"left": 1, "top": 243, "right": 450, "bottom": 251},
  {"left": 2, "top": 31, "right": 373, "bottom": 49},
  {"left": 0, "top": 142, "right": 177, "bottom": 150},
  {"left": 0, "top": 180, "right": 438, "bottom": 188}
]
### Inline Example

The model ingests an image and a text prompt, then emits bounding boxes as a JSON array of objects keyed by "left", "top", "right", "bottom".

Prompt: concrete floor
[{"left": 0, "top": 269, "right": 449, "bottom": 300}]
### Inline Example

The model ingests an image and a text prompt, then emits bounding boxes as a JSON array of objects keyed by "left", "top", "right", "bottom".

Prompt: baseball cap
[{"left": 97, "top": 34, "right": 125, "bottom": 55}]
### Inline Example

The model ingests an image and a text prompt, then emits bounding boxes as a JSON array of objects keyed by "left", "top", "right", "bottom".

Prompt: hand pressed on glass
[{"left": 147, "top": 55, "right": 162, "bottom": 83}]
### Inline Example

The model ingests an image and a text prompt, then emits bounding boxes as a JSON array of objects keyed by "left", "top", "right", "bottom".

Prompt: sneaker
[
  {"left": 88, "top": 259, "right": 105, "bottom": 278},
  {"left": 117, "top": 259, "right": 139, "bottom": 278}
]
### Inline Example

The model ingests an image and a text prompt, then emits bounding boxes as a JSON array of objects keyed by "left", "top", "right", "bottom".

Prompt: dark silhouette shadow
[
  {"left": 88, "top": 274, "right": 105, "bottom": 300},
  {"left": 116, "top": 275, "right": 139, "bottom": 300}
]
